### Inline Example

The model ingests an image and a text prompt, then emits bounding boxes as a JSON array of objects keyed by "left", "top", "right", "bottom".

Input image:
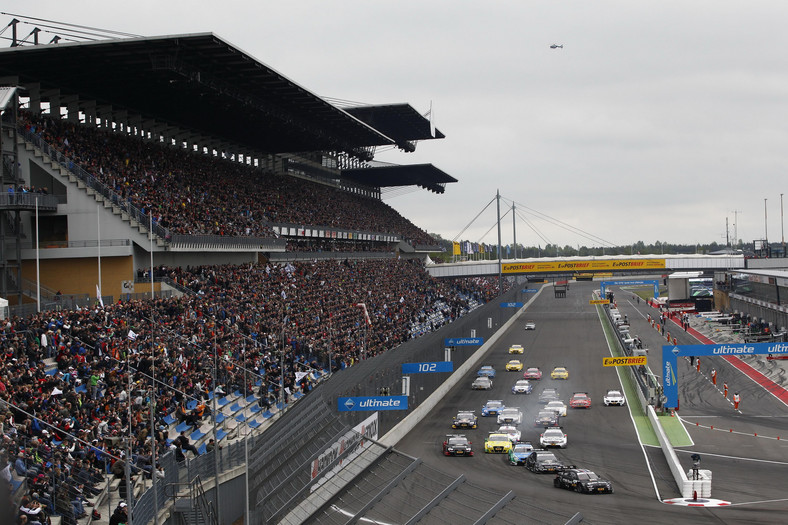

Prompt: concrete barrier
[
  {"left": 380, "top": 286, "right": 545, "bottom": 447},
  {"left": 647, "top": 406, "right": 711, "bottom": 498}
]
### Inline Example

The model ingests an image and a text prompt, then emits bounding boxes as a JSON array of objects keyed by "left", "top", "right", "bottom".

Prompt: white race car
[
  {"left": 603, "top": 389, "right": 626, "bottom": 406},
  {"left": 545, "top": 400, "right": 567, "bottom": 417},
  {"left": 496, "top": 425, "right": 522, "bottom": 443},
  {"left": 540, "top": 427, "right": 567, "bottom": 448},
  {"left": 497, "top": 407, "right": 523, "bottom": 425},
  {"left": 524, "top": 320, "right": 536, "bottom": 330}
]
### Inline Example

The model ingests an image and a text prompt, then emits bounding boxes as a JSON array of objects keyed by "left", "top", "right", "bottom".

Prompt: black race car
[
  {"left": 443, "top": 434, "right": 474, "bottom": 457},
  {"left": 534, "top": 410, "right": 560, "bottom": 427},
  {"left": 554, "top": 468, "right": 613, "bottom": 493},
  {"left": 452, "top": 411, "right": 478, "bottom": 429},
  {"left": 524, "top": 450, "right": 564, "bottom": 473}
]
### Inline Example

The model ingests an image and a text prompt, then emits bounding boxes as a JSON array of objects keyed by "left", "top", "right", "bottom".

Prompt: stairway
[{"left": 15, "top": 130, "right": 169, "bottom": 248}]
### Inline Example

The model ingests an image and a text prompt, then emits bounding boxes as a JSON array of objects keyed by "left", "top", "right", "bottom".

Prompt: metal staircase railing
[{"left": 167, "top": 476, "right": 217, "bottom": 525}]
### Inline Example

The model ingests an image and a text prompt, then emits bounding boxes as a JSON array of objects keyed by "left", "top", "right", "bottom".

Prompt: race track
[{"left": 392, "top": 281, "right": 788, "bottom": 524}]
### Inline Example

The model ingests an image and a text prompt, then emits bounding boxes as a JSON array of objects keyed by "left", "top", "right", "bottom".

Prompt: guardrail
[
  {"left": 20, "top": 127, "right": 174, "bottom": 241},
  {"left": 0, "top": 192, "right": 59, "bottom": 210}
]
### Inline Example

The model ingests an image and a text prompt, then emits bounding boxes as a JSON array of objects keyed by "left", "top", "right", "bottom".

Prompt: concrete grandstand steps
[{"left": 18, "top": 133, "right": 168, "bottom": 245}]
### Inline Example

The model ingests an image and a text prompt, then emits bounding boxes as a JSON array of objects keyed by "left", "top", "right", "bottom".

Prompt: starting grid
[{"left": 662, "top": 342, "right": 788, "bottom": 408}]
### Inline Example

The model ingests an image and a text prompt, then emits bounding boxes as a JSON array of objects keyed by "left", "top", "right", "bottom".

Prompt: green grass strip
[
  {"left": 596, "top": 302, "right": 660, "bottom": 446},
  {"left": 596, "top": 301, "right": 694, "bottom": 447}
]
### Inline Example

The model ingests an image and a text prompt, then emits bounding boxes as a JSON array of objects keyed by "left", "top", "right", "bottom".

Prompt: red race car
[{"left": 569, "top": 392, "right": 591, "bottom": 409}]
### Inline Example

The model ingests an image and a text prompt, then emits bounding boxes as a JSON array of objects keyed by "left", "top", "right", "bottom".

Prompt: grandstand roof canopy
[
  {"left": 344, "top": 103, "right": 445, "bottom": 152},
  {"left": 0, "top": 33, "right": 399, "bottom": 155},
  {"left": 342, "top": 163, "right": 457, "bottom": 194}
]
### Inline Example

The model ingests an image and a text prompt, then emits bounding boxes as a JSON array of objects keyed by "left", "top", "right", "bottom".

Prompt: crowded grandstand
[{"left": 0, "top": 21, "right": 511, "bottom": 525}]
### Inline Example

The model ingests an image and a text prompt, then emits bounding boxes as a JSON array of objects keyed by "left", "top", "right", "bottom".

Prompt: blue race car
[
  {"left": 477, "top": 365, "right": 496, "bottom": 378},
  {"left": 481, "top": 399, "right": 505, "bottom": 416},
  {"left": 508, "top": 441, "right": 535, "bottom": 465}
]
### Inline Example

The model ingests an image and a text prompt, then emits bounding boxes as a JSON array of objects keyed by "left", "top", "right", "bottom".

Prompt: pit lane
[{"left": 392, "top": 280, "right": 788, "bottom": 524}]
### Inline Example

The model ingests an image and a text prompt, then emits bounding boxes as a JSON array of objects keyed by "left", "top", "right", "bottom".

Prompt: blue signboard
[
  {"left": 522, "top": 289, "right": 538, "bottom": 293},
  {"left": 444, "top": 337, "right": 484, "bottom": 346},
  {"left": 402, "top": 361, "right": 454, "bottom": 374},
  {"left": 500, "top": 302, "right": 524, "bottom": 308},
  {"left": 662, "top": 342, "right": 788, "bottom": 408},
  {"left": 600, "top": 280, "right": 659, "bottom": 299},
  {"left": 337, "top": 396, "right": 409, "bottom": 412}
]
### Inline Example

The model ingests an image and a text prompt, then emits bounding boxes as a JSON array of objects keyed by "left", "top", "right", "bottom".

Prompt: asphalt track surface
[{"left": 393, "top": 281, "right": 788, "bottom": 524}]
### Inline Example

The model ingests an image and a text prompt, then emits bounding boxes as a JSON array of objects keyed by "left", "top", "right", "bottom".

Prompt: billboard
[{"left": 503, "top": 259, "right": 666, "bottom": 274}]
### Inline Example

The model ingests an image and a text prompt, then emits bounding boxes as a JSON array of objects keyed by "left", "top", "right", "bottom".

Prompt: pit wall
[{"left": 647, "top": 406, "right": 710, "bottom": 498}]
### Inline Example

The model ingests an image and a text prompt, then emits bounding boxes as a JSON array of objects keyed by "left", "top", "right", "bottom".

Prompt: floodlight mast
[{"left": 497, "top": 190, "right": 502, "bottom": 296}]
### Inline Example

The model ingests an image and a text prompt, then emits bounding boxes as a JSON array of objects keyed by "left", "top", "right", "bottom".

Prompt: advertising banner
[{"left": 503, "top": 259, "right": 666, "bottom": 274}]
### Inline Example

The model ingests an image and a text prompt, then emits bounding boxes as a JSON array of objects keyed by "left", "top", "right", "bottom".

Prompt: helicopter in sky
[{"left": 550, "top": 44, "right": 564, "bottom": 49}]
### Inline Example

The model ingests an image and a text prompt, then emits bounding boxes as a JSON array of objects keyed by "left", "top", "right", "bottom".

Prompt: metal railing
[
  {"left": 271, "top": 221, "right": 400, "bottom": 244},
  {"left": 11, "top": 239, "right": 131, "bottom": 250},
  {"left": 0, "top": 192, "right": 59, "bottom": 210},
  {"left": 168, "top": 234, "right": 285, "bottom": 251},
  {"left": 20, "top": 127, "right": 174, "bottom": 240}
]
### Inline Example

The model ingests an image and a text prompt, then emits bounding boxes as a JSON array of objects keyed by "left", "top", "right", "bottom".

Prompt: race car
[
  {"left": 554, "top": 468, "right": 613, "bottom": 493},
  {"left": 603, "top": 389, "right": 626, "bottom": 406},
  {"left": 551, "top": 367, "right": 569, "bottom": 380},
  {"left": 534, "top": 410, "right": 560, "bottom": 427},
  {"left": 471, "top": 376, "right": 493, "bottom": 390},
  {"left": 540, "top": 427, "right": 567, "bottom": 448},
  {"left": 496, "top": 425, "right": 521, "bottom": 443},
  {"left": 569, "top": 392, "right": 591, "bottom": 409},
  {"left": 484, "top": 433, "right": 514, "bottom": 454},
  {"left": 524, "top": 320, "right": 536, "bottom": 330},
  {"left": 545, "top": 400, "right": 567, "bottom": 417},
  {"left": 505, "top": 360, "right": 523, "bottom": 372},
  {"left": 482, "top": 399, "right": 505, "bottom": 417},
  {"left": 497, "top": 407, "right": 522, "bottom": 425},
  {"left": 508, "top": 441, "right": 535, "bottom": 465},
  {"left": 508, "top": 344, "right": 524, "bottom": 354},
  {"left": 477, "top": 365, "right": 496, "bottom": 378},
  {"left": 539, "top": 388, "right": 560, "bottom": 404},
  {"left": 523, "top": 367, "right": 542, "bottom": 380},
  {"left": 452, "top": 411, "right": 478, "bottom": 429},
  {"left": 443, "top": 434, "right": 474, "bottom": 457},
  {"left": 525, "top": 450, "right": 564, "bottom": 473},
  {"left": 511, "top": 379, "right": 533, "bottom": 395}
]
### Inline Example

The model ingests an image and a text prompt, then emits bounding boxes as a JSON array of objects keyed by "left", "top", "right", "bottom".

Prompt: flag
[
  {"left": 96, "top": 285, "right": 104, "bottom": 308},
  {"left": 355, "top": 303, "right": 372, "bottom": 326},
  {"left": 128, "top": 329, "right": 137, "bottom": 341}
]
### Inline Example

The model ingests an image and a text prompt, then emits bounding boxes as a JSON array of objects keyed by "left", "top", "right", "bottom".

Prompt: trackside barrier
[
  {"left": 647, "top": 405, "right": 711, "bottom": 498},
  {"left": 379, "top": 286, "right": 546, "bottom": 447},
  {"left": 278, "top": 442, "right": 390, "bottom": 525},
  {"left": 598, "top": 294, "right": 712, "bottom": 499}
]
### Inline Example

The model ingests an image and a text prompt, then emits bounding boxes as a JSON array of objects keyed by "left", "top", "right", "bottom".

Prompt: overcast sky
[{"left": 4, "top": 1, "right": 788, "bottom": 249}]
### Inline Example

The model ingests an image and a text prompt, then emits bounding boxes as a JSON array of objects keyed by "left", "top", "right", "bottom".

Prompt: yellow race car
[
  {"left": 506, "top": 360, "right": 524, "bottom": 372},
  {"left": 508, "top": 344, "right": 524, "bottom": 354},
  {"left": 551, "top": 366, "right": 569, "bottom": 380},
  {"left": 484, "top": 433, "right": 514, "bottom": 454}
]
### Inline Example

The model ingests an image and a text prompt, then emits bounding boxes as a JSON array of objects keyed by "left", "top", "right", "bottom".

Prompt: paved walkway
[{"left": 671, "top": 311, "right": 788, "bottom": 406}]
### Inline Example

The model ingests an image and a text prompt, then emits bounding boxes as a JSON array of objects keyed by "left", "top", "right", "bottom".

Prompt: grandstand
[
  {"left": 0, "top": 31, "right": 457, "bottom": 308},
  {"left": 0, "top": 19, "right": 516, "bottom": 525}
]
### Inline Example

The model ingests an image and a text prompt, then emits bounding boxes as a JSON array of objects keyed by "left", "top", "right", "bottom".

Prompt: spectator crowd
[
  {"left": 18, "top": 112, "right": 437, "bottom": 247},
  {"left": 2, "top": 257, "right": 509, "bottom": 523},
  {"left": 1, "top": 108, "right": 506, "bottom": 524}
]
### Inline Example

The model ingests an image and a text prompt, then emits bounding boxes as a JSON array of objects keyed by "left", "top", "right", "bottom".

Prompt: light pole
[{"left": 781, "top": 193, "right": 785, "bottom": 255}]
